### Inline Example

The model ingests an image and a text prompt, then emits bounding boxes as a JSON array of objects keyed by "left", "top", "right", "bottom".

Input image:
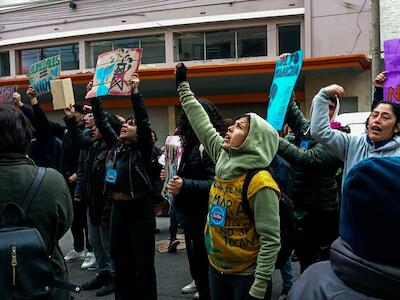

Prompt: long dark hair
[
  {"left": 176, "top": 98, "right": 226, "bottom": 150},
  {"left": 366, "top": 101, "right": 400, "bottom": 136},
  {"left": 0, "top": 104, "right": 32, "bottom": 154}
]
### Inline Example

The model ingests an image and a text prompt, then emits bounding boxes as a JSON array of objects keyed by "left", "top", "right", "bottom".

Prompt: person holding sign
[
  {"left": 87, "top": 73, "right": 156, "bottom": 300},
  {"left": 175, "top": 63, "right": 280, "bottom": 300}
]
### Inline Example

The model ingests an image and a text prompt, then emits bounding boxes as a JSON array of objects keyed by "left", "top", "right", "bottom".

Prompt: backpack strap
[
  {"left": 241, "top": 169, "right": 263, "bottom": 223},
  {"left": 21, "top": 167, "right": 46, "bottom": 213}
]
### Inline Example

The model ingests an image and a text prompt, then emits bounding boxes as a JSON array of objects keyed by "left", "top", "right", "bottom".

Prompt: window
[
  {"left": 206, "top": 30, "right": 235, "bottom": 59},
  {"left": 174, "top": 26, "right": 267, "bottom": 61},
  {"left": 278, "top": 24, "right": 300, "bottom": 55},
  {"left": 88, "top": 35, "right": 165, "bottom": 67},
  {"left": 0, "top": 52, "right": 10, "bottom": 77},
  {"left": 237, "top": 27, "right": 267, "bottom": 58},
  {"left": 19, "top": 44, "right": 79, "bottom": 74},
  {"left": 175, "top": 32, "right": 204, "bottom": 61}
]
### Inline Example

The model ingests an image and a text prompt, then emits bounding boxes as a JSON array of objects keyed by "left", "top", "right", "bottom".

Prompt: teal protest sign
[
  {"left": 28, "top": 55, "right": 60, "bottom": 95},
  {"left": 266, "top": 50, "right": 303, "bottom": 131}
]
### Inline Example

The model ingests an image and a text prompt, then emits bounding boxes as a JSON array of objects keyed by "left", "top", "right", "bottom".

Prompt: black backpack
[
  {"left": 241, "top": 168, "right": 297, "bottom": 269},
  {"left": 0, "top": 167, "right": 80, "bottom": 299}
]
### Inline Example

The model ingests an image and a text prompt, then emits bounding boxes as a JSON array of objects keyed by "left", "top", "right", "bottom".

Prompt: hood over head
[{"left": 216, "top": 112, "right": 279, "bottom": 179}]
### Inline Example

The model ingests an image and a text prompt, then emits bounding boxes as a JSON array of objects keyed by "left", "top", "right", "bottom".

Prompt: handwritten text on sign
[
  {"left": 266, "top": 50, "right": 303, "bottom": 131},
  {"left": 28, "top": 55, "right": 60, "bottom": 95}
]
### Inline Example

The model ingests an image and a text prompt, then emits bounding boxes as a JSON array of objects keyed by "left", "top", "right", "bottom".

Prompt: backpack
[
  {"left": 0, "top": 167, "right": 80, "bottom": 299},
  {"left": 241, "top": 168, "right": 297, "bottom": 269}
]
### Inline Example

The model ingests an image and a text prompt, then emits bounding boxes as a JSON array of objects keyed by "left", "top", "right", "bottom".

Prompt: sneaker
[
  {"left": 82, "top": 273, "right": 110, "bottom": 291},
  {"left": 181, "top": 280, "right": 197, "bottom": 294},
  {"left": 193, "top": 292, "right": 199, "bottom": 299},
  {"left": 64, "top": 249, "right": 85, "bottom": 262},
  {"left": 96, "top": 279, "right": 115, "bottom": 297},
  {"left": 81, "top": 252, "right": 96, "bottom": 269},
  {"left": 167, "top": 238, "right": 180, "bottom": 253}
]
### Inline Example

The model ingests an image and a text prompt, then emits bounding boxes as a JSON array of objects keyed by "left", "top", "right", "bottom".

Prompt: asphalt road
[{"left": 60, "top": 217, "right": 299, "bottom": 300}]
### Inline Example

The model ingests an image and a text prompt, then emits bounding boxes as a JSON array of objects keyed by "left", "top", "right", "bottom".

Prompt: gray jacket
[
  {"left": 288, "top": 237, "right": 400, "bottom": 300},
  {"left": 310, "top": 89, "right": 400, "bottom": 183}
]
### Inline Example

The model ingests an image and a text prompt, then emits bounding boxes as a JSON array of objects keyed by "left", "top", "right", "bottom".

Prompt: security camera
[{"left": 69, "top": 1, "right": 77, "bottom": 9}]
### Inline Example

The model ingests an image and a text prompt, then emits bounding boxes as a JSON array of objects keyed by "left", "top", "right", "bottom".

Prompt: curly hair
[{"left": 176, "top": 98, "right": 226, "bottom": 149}]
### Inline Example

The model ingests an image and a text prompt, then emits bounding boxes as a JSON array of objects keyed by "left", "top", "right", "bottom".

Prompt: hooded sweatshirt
[
  {"left": 178, "top": 81, "right": 281, "bottom": 299},
  {"left": 310, "top": 88, "right": 400, "bottom": 183}
]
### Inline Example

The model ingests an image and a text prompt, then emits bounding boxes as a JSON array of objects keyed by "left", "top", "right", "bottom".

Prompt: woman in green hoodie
[{"left": 175, "top": 63, "right": 281, "bottom": 300}]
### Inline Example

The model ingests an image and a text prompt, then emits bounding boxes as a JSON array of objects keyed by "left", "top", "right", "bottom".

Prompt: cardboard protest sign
[
  {"left": 384, "top": 38, "right": 400, "bottom": 103},
  {"left": 266, "top": 50, "right": 303, "bottom": 131},
  {"left": 50, "top": 78, "right": 75, "bottom": 110},
  {"left": 160, "top": 136, "right": 183, "bottom": 204},
  {"left": 0, "top": 86, "right": 15, "bottom": 104},
  {"left": 28, "top": 55, "right": 60, "bottom": 95},
  {"left": 86, "top": 48, "right": 142, "bottom": 99}
]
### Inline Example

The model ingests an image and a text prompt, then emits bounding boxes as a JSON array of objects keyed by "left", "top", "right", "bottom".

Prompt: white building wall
[{"left": 380, "top": 0, "right": 400, "bottom": 49}]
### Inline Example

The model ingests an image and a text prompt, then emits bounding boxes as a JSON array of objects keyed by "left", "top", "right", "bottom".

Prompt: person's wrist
[{"left": 30, "top": 97, "right": 38, "bottom": 105}]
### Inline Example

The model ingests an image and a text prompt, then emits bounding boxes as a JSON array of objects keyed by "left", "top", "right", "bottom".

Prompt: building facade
[{"left": 0, "top": 0, "right": 372, "bottom": 142}]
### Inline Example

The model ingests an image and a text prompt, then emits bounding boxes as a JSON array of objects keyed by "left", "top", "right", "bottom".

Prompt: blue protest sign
[
  {"left": 28, "top": 55, "right": 60, "bottom": 95},
  {"left": 266, "top": 50, "right": 303, "bottom": 131}
]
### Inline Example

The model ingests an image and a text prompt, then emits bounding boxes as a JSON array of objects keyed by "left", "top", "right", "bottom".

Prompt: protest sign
[
  {"left": 0, "top": 86, "right": 15, "bottom": 104},
  {"left": 384, "top": 38, "right": 400, "bottom": 103},
  {"left": 28, "top": 55, "right": 60, "bottom": 95},
  {"left": 50, "top": 78, "right": 75, "bottom": 110},
  {"left": 266, "top": 50, "right": 303, "bottom": 131},
  {"left": 86, "top": 48, "right": 142, "bottom": 99},
  {"left": 160, "top": 136, "right": 183, "bottom": 204}
]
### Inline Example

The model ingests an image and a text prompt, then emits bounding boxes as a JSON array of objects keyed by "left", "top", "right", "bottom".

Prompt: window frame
[
  {"left": 276, "top": 23, "right": 301, "bottom": 56},
  {"left": 18, "top": 43, "right": 79, "bottom": 74},
  {"left": 174, "top": 25, "right": 268, "bottom": 62},
  {"left": 87, "top": 34, "right": 166, "bottom": 68},
  {"left": 0, "top": 51, "right": 11, "bottom": 77}
]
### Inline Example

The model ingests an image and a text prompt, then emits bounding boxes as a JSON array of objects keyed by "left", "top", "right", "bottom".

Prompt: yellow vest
[{"left": 205, "top": 170, "right": 280, "bottom": 273}]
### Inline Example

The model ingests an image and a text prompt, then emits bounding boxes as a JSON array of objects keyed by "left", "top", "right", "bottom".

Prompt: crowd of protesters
[{"left": 0, "top": 57, "right": 400, "bottom": 300}]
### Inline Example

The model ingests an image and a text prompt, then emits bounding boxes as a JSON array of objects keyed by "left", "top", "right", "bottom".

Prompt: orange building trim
[{"left": 0, "top": 54, "right": 370, "bottom": 86}]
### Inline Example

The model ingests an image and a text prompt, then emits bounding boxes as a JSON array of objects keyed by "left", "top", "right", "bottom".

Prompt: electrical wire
[{"left": 350, "top": 0, "right": 368, "bottom": 54}]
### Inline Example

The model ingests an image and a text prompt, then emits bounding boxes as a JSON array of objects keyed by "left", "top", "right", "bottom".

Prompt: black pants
[
  {"left": 110, "top": 199, "right": 157, "bottom": 300},
  {"left": 184, "top": 227, "right": 211, "bottom": 300},
  {"left": 209, "top": 266, "right": 272, "bottom": 300},
  {"left": 69, "top": 183, "right": 92, "bottom": 252},
  {"left": 296, "top": 209, "right": 339, "bottom": 273}
]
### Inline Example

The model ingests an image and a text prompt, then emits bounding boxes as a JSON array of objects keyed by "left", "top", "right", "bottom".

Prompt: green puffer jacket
[
  {"left": 277, "top": 97, "right": 342, "bottom": 213},
  {"left": 0, "top": 153, "right": 73, "bottom": 300}
]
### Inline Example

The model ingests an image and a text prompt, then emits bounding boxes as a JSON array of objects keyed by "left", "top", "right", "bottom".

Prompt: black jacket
[
  {"left": 278, "top": 97, "right": 341, "bottom": 212},
  {"left": 91, "top": 93, "right": 153, "bottom": 200},
  {"left": 174, "top": 142, "right": 215, "bottom": 232}
]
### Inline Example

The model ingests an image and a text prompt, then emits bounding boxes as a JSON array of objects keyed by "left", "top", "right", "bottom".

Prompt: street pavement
[{"left": 60, "top": 217, "right": 299, "bottom": 300}]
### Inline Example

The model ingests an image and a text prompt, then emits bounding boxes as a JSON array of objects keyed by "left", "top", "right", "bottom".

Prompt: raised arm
[
  {"left": 87, "top": 81, "right": 119, "bottom": 148},
  {"left": 372, "top": 71, "right": 386, "bottom": 108},
  {"left": 130, "top": 75, "right": 152, "bottom": 165},
  {"left": 278, "top": 138, "right": 340, "bottom": 169},
  {"left": 284, "top": 93, "right": 310, "bottom": 136},
  {"left": 310, "top": 85, "right": 350, "bottom": 161},
  {"left": 176, "top": 63, "right": 223, "bottom": 163},
  {"left": 63, "top": 107, "right": 93, "bottom": 150}
]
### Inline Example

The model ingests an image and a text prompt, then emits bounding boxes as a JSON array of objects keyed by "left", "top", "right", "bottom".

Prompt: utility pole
[{"left": 370, "top": 0, "right": 382, "bottom": 79}]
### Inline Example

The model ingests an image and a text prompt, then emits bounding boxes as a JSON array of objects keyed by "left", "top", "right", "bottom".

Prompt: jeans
[
  {"left": 208, "top": 266, "right": 272, "bottom": 300},
  {"left": 280, "top": 256, "right": 293, "bottom": 289},
  {"left": 110, "top": 199, "right": 156, "bottom": 300},
  {"left": 87, "top": 211, "right": 113, "bottom": 275},
  {"left": 69, "top": 183, "right": 92, "bottom": 252}
]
